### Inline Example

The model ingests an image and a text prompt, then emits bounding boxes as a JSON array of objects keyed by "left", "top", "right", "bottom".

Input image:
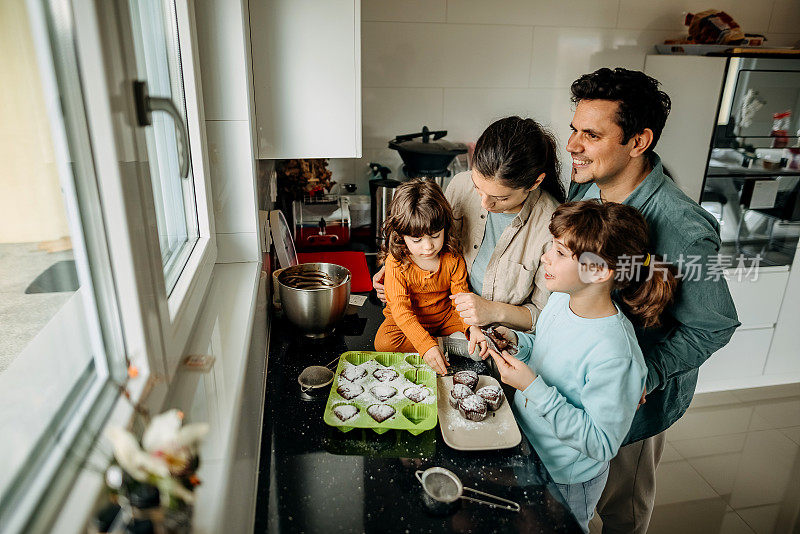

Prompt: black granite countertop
[{"left": 254, "top": 291, "right": 581, "bottom": 534}]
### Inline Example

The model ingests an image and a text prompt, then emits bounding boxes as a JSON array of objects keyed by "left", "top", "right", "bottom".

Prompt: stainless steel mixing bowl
[{"left": 276, "top": 263, "right": 351, "bottom": 338}]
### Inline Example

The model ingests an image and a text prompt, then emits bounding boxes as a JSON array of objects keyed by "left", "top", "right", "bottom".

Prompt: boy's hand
[
  {"left": 490, "top": 326, "right": 517, "bottom": 347},
  {"left": 450, "top": 293, "right": 495, "bottom": 326},
  {"left": 466, "top": 326, "right": 488, "bottom": 359},
  {"left": 490, "top": 350, "right": 537, "bottom": 391},
  {"left": 372, "top": 266, "right": 386, "bottom": 303},
  {"left": 422, "top": 346, "right": 449, "bottom": 375}
]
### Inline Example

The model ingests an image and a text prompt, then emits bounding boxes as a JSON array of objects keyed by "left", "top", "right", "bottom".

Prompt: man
[{"left": 566, "top": 68, "right": 740, "bottom": 533}]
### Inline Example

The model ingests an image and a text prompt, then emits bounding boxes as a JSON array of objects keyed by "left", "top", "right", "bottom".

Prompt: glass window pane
[
  {"left": 129, "top": 0, "right": 199, "bottom": 293},
  {"left": 0, "top": 0, "right": 124, "bottom": 514}
]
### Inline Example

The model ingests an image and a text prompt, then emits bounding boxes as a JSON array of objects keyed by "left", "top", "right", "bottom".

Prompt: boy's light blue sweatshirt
[{"left": 513, "top": 292, "right": 647, "bottom": 484}]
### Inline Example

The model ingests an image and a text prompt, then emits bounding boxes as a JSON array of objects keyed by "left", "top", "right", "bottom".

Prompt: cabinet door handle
[{"left": 132, "top": 80, "right": 190, "bottom": 179}]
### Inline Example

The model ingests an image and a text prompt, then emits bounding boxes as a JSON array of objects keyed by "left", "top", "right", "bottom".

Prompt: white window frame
[
  {"left": 5, "top": 0, "right": 220, "bottom": 531},
  {"left": 155, "top": 0, "right": 217, "bottom": 380}
]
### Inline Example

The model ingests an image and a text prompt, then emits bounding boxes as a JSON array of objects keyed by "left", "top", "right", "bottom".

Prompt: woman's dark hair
[
  {"left": 549, "top": 200, "right": 679, "bottom": 328},
  {"left": 570, "top": 68, "right": 671, "bottom": 156},
  {"left": 471, "top": 116, "right": 566, "bottom": 203},
  {"left": 379, "top": 178, "right": 460, "bottom": 266}
]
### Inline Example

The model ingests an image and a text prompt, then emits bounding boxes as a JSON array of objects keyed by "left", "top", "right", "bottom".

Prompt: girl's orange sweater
[{"left": 383, "top": 251, "right": 471, "bottom": 356}]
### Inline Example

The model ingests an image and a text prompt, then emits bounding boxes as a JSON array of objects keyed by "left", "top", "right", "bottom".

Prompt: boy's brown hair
[
  {"left": 549, "top": 200, "right": 679, "bottom": 328},
  {"left": 379, "top": 178, "right": 460, "bottom": 266}
]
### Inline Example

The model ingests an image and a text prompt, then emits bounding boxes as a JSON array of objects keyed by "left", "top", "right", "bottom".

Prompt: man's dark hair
[{"left": 570, "top": 68, "right": 671, "bottom": 155}]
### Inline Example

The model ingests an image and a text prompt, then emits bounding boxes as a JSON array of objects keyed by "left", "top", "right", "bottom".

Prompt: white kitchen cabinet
[
  {"left": 726, "top": 267, "right": 790, "bottom": 328},
  {"left": 644, "top": 55, "right": 727, "bottom": 202},
  {"left": 697, "top": 327, "right": 773, "bottom": 392},
  {"left": 249, "top": 0, "right": 362, "bottom": 159}
]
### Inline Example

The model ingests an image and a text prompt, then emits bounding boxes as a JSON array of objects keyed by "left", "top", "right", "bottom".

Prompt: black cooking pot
[{"left": 389, "top": 126, "right": 467, "bottom": 176}]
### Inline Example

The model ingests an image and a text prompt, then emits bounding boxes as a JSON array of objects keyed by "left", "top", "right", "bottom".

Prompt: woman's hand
[
  {"left": 490, "top": 350, "right": 537, "bottom": 391},
  {"left": 450, "top": 293, "right": 496, "bottom": 326},
  {"left": 372, "top": 266, "right": 386, "bottom": 303},
  {"left": 466, "top": 326, "right": 489, "bottom": 359},
  {"left": 422, "top": 346, "right": 449, "bottom": 375}
]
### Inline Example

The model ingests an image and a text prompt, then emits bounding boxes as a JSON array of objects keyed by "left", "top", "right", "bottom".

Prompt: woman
[{"left": 374, "top": 116, "right": 565, "bottom": 332}]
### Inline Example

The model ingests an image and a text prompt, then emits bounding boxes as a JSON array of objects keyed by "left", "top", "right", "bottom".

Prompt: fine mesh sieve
[
  {"left": 298, "top": 356, "right": 339, "bottom": 394},
  {"left": 415, "top": 467, "right": 520, "bottom": 512},
  {"left": 298, "top": 366, "right": 334, "bottom": 392}
]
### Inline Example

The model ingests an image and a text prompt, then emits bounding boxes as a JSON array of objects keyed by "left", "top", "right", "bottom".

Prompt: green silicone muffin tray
[{"left": 323, "top": 351, "right": 438, "bottom": 435}]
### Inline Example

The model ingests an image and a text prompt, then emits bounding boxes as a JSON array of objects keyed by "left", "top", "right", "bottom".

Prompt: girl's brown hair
[
  {"left": 379, "top": 178, "right": 460, "bottom": 266},
  {"left": 549, "top": 200, "right": 679, "bottom": 328}
]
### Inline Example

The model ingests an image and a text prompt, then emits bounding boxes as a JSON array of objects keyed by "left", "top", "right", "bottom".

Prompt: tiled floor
[{"left": 647, "top": 383, "right": 800, "bottom": 534}]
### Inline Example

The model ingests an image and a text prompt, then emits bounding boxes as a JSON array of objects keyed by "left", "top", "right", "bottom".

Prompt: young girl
[
  {"left": 374, "top": 178, "right": 484, "bottom": 373},
  {"left": 477, "top": 200, "right": 678, "bottom": 533}
]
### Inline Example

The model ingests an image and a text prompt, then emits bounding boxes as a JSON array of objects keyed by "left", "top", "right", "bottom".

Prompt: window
[
  {"left": 0, "top": 0, "right": 217, "bottom": 530},
  {"left": 0, "top": 0, "right": 128, "bottom": 529},
  {"left": 128, "top": 0, "right": 200, "bottom": 294}
]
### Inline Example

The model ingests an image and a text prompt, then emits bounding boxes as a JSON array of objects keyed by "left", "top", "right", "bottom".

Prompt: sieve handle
[
  {"left": 461, "top": 486, "right": 521, "bottom": 513},
  {"left": 415, "top": 470, "right": 424, "bottom": 484}
]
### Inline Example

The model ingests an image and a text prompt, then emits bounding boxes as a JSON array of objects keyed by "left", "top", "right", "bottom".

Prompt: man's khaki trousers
[{"left": 589, "top": 432, "right": 666, "bottom": 534}]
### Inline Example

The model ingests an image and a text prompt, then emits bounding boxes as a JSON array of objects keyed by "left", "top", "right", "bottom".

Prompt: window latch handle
[{"left": 133, "top": 80, "right": 190, "bottom": 179}]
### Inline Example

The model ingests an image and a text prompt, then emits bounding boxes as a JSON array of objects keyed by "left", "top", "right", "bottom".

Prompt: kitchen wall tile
[
  {"left": 763, "top": 33, "right": 800, "bottom": 47},
  {"left": 442, "top": 87, "right": 576, "bottom": 184},
  {"left": 195, "top": 0, "right": 249, "bottom": 121},
  {"left": 616, "top": 0, "right": 774, "bottom": 34},
  {"left": 363, "top": 0, "right": 447, "bottom": 23},
  {"left": 446, "top": 0, "right": 619, "bottom": 29},
  {"left": 206, "top": 120, "right": 258, "bottom": 234},
  {"left": 361, "top": 22, "right": 533, "bottom": 88},
  {"left": 769, "top": 1, "right": 800, "bottom": 34},
  {"left": 530, "top": 27, "right": 676, "bottom": 88},
  {"left": 442, "top": 87, "right": 572, "bottom": 144},
  {"left": 362, "top": 88, "right": 444, "bottom": 149}
]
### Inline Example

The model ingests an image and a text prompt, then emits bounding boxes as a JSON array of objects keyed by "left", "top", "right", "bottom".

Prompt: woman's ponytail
[{"left": 619, "top": 254, "right": 679, "bottom": 328}]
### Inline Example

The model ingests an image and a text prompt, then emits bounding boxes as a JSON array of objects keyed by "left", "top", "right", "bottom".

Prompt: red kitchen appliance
[
  {"left": 269, "top": 209, "right": 372, "bottom": 292},
  {"left": 292, "top": 194, "right": 351, "bottom": 249}
]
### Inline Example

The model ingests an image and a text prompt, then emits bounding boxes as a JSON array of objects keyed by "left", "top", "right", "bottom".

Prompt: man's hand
[
  {"left": 422, "top": 346, "right": 449, "bottom": 375},
  {"left": 450, "top": 292, "right": 496, "bottom": 326},
  {"left": 372, "top": 266, "right": 386, "bottom": 303},
  {"left": 637, "top": 387, "right": 647, "bottom": 410},
  {"left": 490, "top": 350, "right": 537, "bottom": 391},
  {"left": 466, "top": 326, "right": 489, "bottom": 359}
]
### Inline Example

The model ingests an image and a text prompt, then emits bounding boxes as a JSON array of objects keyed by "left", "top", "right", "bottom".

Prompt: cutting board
[{"left": 297, "top": 250, "right": 372, "bottom": 293}]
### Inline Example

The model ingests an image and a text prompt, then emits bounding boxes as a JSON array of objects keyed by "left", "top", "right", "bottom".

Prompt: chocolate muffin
[
  {"left": 332, "top": 404, "right": 359, "bottom": 422},
  {"left": 340, "top": 365, "right": 366, "bottom": 382},
  {"left": 337, "top": 382, "right": 364, "bottom": 400},
  {"left": 458, "top": 394, "right": 488, "bottom": 422},
  {"left": 453, "top": 370, "right": 479, "bottom": 391},
  {"left": 449, "top": 383, "right": 473, "bottom": 409},
  {"left": 370, "top": 384, "right": 397, "bottom": 402},
  {"left": 476, "top": 385, "right": 505, "bottom": 411},
  {"left": 367, "top": 404, "right": 395, "bottom": 423},
  {"left": 372, "top": 368, "right": 398, "bottom": 382},
  {"left": 403, "top": 386, "right": 429, "bottom": 403}
]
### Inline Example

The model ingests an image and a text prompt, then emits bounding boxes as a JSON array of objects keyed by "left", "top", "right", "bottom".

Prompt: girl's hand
[
  {"left": 490, "top": 351, "right": 537, "bottom": 391},
  {"left": 422, "top": 346, "right": 449, "bottom": 375},
  {"left": 372, "top": 266, "right": 386, "bottom": 303},
  {"left": 450, "top": 293, "right": 496, "bottom": 326},
  {"left": 466, "top": 326, "right": 488, "bottom": 359}
]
